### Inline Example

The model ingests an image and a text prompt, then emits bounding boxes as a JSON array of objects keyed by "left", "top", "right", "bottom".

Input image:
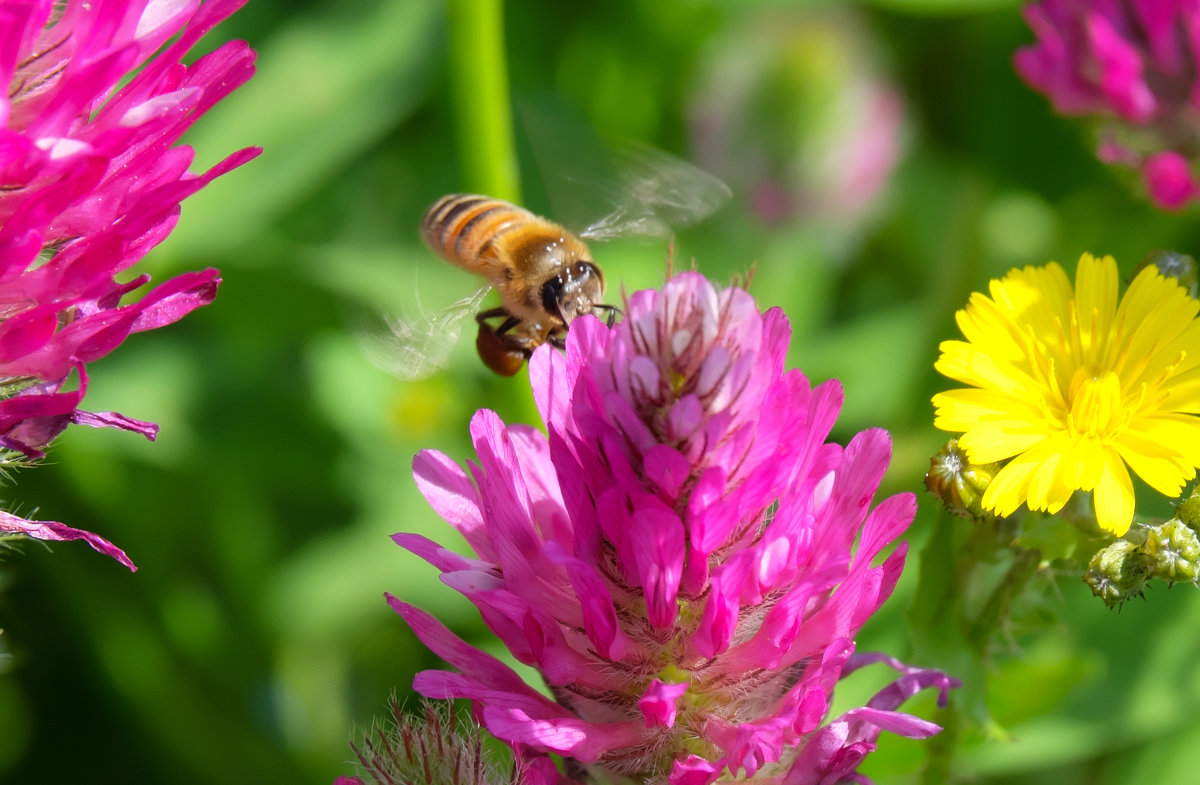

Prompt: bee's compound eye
[
  {"left": 543, "top": 262, "right": 604, "bottom": 325},
  {"left": 541, "top": 277, "right": 562, "bottom": 322},
  {"left": 475, "top": 321, "right": 527, "bottom": 376}
]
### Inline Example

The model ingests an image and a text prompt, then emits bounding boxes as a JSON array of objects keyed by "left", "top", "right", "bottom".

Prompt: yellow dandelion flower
[{"left": 933, "top": 253, "right": 1200, "bottom": 536}]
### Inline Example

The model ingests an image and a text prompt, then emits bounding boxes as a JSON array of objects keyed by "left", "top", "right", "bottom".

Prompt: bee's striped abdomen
[{"left": 420, "top": 194, "right": 534, "bottom": 272}]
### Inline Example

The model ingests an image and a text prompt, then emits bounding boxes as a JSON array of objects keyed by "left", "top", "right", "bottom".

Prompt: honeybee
[
  {"left": 420, "top": 194, "right": 619, "bottom": 376},
  {"left": 368, "top": 146, "right": 730, "bottom": 380}
]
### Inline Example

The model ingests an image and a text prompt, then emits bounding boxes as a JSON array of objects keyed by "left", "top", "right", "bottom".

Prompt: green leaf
[{"left": 164, "top": 0, "right": 443, "bottom": 260}]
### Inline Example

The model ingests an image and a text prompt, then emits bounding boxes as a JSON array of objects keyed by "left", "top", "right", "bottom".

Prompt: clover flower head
[
  {"left": 689, "top": 6, "right": 905, "bottom": 227},
  {"left": 391, "top": 273, "right": 952, "bottom": 784},
  {"left": 1015, "top": 0, "right": 1200, "bottom": 210},
  {"left": 0, "top": 0, "right": 260, "bottom": 566},
  {"left": 933, "top": 253, "right": 1200, "bottom": 536}
]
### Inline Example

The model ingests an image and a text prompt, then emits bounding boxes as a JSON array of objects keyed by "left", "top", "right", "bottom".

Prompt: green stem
[
  {"left": 920, "top": 702, "right": 960, "bottom": 785},
  {"left": 966, "top": 546, "right": 1041, "bottom": 653},
  {"left": 446, "top": 0, "right": 520, "bottom": 202},
  {"left": 908, "top": 512, "right": 1039, "bottom": 778}
]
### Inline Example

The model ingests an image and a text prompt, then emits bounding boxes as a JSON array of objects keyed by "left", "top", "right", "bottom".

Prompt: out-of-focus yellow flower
[{"left": 933, "top": 254, "right": 1200, "bottom": 535}]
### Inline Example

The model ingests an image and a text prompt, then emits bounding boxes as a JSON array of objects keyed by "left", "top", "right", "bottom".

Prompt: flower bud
[
  {"left": 1143, "top": 519, "right": 1200, "bottom": 585},
  {"left": 1177, "top": 486, "right": 1200, "bottom": 533},
  {"left": 1083, "top": 539, "right": 1151, "bottom": 608},
  {"left": 1135, "top": 250, "right": 1199, "bottom": 299},
  {"left": 925, "top": 439, "right": 1000, "bottom": 521}
]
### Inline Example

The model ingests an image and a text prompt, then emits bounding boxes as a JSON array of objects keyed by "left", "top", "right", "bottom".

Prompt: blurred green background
[{"left": 4, "top": 0, "right": 1200, "bottom": 782}]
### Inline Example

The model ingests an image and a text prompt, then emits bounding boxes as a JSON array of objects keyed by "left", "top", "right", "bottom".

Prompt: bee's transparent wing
[
  {"left": 517, "top": 102, "right": 730, "bottom": 241},
  {"left": 361, "top": 285, "right": 490, "bottom": 381},
  {"left": 579, "top": 143, "right": 732, "bottom": 241}
]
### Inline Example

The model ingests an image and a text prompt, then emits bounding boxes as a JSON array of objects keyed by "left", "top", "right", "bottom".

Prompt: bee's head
[{"left": 543, "top": 261, "right": 604, "bottom": 325}]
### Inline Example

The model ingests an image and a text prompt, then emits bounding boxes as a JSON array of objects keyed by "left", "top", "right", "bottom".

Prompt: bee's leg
[
  {"left": 477, "top": 308, "right": 542, "bottom": 356},
  {"left": 476, "top": 307, "right": 519, "bottom": 334},
  {"left": 474, "top": 308, "right": 534, "bottom": 376},
  {"left": 592, "top": 303, "right": 622, "bottom": 327}
]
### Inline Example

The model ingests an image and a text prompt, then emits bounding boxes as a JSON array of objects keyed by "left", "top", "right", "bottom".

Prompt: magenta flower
[
  {"left": 389, "top": 274, "right": 954, "bottom": 784},
  {"left": 0, "top": 509, "right": 132, "bottom": 569},
  {"left": 1015, "top": 0, "right": 1200, "bottom": 210},
  {"left": 0, "top": 0, "right": 259, "bottom": 567}
]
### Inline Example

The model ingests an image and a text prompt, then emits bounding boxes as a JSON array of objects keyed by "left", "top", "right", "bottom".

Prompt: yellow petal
[
  {"left": 990, "top": 263, "right": 1072, "bottom": 327},
  {"left": 955, "top": 295, "right": 1027, "bottom": 360},
  {"left": 935, "top": 340, "right": 1041, "bottom": 394},
  {"left": 1073, "top": 254, "right": 1119, "bottom": 364},
  {"left": 1055, "top": 434, "right": 1104, "bottom": 494},
  {"left": 982, "top": 445, "right": 1052, "bottom": 517},
  {"left": 934, "top": 389, "right": 1047, "bottom": 462},
  {"left": 1116, "top": 268, "right": 1200, "bottom": 383},
  {"left": 1155, "top": 359, "right": 1200, "bottom": 413},
  {"left": 933, "top": 387, "right": 1045, "bottom": 425},
  {"left": 1027, "top": 446, "right": 1070, "bottom": 513},
  {"left": 958, "top": 426, "right": 1045, "bottom": 464},
  {"left": 1114, "top": 416, "right": 1200, "bottom": 497},
  {"left": 1094, "top": 450, "right": 1135, "bottom": 536},
  {"left": 1125, "top": 414, "right": 1200, "bottom": 466}
]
